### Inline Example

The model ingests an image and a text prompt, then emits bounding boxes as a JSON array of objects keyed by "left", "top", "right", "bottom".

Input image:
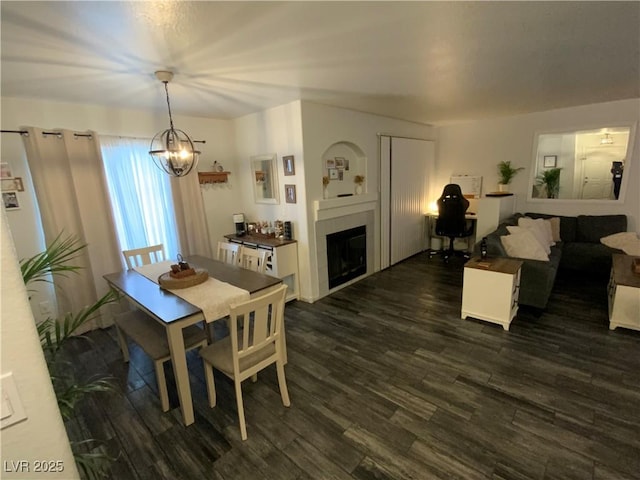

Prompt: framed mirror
[
  {"left": 528, "top": 124, "right": 635, "bottom": 202},
  {"left": 251, "top": 153, "right": 280, "bottom": 204}
]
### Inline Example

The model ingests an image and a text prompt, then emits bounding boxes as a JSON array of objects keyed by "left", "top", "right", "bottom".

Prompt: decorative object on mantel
[
  {"left": 497, "top": 161, "right": 524, "bottom": 193},
  {"left": 354, "top": 175, "right": 365, "bottom": 195},
  {"left": 149, "top": 70, "right": 200, "bottom": 177},
  {"left": 198, "top": 171, "right": 230, "bottom": 185},
  {"left": 213, "top": 160, "right": 224, "bottom": 172},
  {"left": 322, "top": 175, "right": 329, "bottom": 199}
]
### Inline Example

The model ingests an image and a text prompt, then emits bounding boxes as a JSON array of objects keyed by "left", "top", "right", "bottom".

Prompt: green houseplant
[
  {"left": 497, "top": 161, "right": 525, "bottom": 191},
  {"left": 21, "top": 233, "right": 118, "bottom": 479},
  {"left": 537, "top": 167, "right": 563, "bottom": 198}
]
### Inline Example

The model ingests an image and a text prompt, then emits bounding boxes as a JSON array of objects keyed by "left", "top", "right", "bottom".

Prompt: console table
[{"left": 224, "top": 234, "right": 300, "bottom": 302}]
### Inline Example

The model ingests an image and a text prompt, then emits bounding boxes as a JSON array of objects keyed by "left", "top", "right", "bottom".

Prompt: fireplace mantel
[{"left": 313, "top": 193, "right": 378, "bottom": 221}]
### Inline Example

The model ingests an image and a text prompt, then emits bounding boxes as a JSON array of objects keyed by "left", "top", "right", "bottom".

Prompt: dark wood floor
[{"left": 66, "top": 253, "right": 640, "bottom": 480}]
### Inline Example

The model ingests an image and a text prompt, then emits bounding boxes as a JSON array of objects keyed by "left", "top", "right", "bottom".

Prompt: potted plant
[
  {"left": 322, "top": 176, "right": 330, "bottom": 199},
  {"left": 537, "top": 167, "right": 562, "bottom": 198},
  {"left": 354, "top": 175, "right": 365, "bottom": 195},
  {"left": 497, "top": 161, "right": 524, "bottom": 192},
  {"left": 21, "top": 233, "right": 118, "bottom": 479}
]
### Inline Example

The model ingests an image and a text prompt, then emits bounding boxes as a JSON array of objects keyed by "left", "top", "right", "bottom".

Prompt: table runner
[{"left": 133, "top": 260, "right": 250, "bottom": 322}]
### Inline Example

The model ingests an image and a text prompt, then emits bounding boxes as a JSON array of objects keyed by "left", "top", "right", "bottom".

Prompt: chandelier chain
[{"left": 163, "top": 81, "right": 175, "bottom": 131}]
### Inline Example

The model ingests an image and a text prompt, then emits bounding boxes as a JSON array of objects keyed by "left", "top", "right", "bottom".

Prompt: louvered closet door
[{"left": 381, "top": 136, "right": 434, "bottom": 268}]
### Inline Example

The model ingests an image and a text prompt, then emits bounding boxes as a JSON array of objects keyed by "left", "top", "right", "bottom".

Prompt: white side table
[
  {"left": 608, "top": 254, "right": 640, "bottom": 331},
  {"left": 462, "top": 257, "right": 522, "bottom": 331}
]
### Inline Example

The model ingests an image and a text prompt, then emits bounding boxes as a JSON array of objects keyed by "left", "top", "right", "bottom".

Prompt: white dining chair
[
  {"left": 239, "top": 247, "right": 267, "bottom": 273},
  {"left": 116, "top": 244, "right": 208, "bottom": 411},
  {"left": 200, "top": 284, "right": 289, "bottom": 440},
  {"left": 122, "top": 244, "right": 165, "bottom": 269},
  {"left": 217, "top": 241, "right": 241, "bottom": 266}
]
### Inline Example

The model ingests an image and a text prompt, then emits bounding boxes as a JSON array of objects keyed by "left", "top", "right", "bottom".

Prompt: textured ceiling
[{"left": 1, "top": 1, "right": 638, "bottom": 126}]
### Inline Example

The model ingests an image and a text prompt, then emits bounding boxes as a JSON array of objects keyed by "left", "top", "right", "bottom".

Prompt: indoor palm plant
[
  {"left": 497, "top": 161, "right": 524, "bottom": 192},
  {"left": 21, "top": 233, "right": 118, "bottom": 479},
  {"left": 537, "top": 167, "right": 562, "bottom": 198}
]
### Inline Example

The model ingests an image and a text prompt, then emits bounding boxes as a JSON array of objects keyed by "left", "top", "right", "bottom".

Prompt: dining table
[{"left": 103, "top": 254, "right": 283, "bottom": 426}]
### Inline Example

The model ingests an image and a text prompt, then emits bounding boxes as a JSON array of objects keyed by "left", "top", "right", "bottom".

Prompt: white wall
[
  {"left": 300, "top": 101, "right": 434, "bottom": 300},
  {"left": 1, "top": 209, "right": 79, "bottom": 479},
  {"left": 436, "top": 99, "right": 640, "bottom": 231}
]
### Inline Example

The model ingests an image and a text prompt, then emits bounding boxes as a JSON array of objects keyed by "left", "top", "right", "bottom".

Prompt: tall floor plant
[{"left": 20, "top": 232, "right": 118, "bottom": 479}]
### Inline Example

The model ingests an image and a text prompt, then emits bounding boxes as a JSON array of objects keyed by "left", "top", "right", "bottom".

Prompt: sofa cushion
[
  {"left": 560, "top": 242, "right": 622, "bottom": 276},
  {"left": 576, "top": 215, "right": 627, "bottom": 243}
]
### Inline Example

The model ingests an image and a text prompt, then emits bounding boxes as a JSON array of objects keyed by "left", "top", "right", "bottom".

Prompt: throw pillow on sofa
[
  {"left": 501, "top": 229, "right": 550, "bottom": 261},
  {"left": 600, "top": 232, "right": 640, "bottom": 256},
  {"left": 509, "top": 224, "right": 551, "bottom": 254},
  {"left": 548, "top": 217, "right": 561, "bottom": 242},
  {"left": 518, "top": 217, "right": 555, "bottom": 247}
]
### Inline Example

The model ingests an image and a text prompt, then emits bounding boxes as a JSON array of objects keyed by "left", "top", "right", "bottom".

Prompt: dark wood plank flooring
[{"left": 66, "top": 253, "right": 640, "bottom": 479}]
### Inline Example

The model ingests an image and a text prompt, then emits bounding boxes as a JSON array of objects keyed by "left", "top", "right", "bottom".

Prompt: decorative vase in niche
[
  {"left": 355, "top": 184, "right": 363, "bottom": 195},
  {"left": 323, "top": 187, "right": 329, "bottom": 199}
]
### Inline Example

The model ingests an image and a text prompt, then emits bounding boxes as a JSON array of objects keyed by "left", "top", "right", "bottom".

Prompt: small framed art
[
  {"left": 285, "top": 184, "right": 297, "bottom": 204},
  {"left": 283, "top": 155, "right": 295, "bottom": 176},
  {"left": 2, "top": 191, "right": 19, "bottom": 210},
  {"left": 543, "top": 155, "right": 557, "bottom": 168},
  {"left": 1, "top": 177, "right": 23, "bottom": 192},
  {"left": 328, "top": 168, "right": 338, "bottom": 180}
]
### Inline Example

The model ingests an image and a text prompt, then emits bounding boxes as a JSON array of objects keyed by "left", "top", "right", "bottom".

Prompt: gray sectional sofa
[{"left": 475, "top": 213, "right": 627, "bottom": 309}]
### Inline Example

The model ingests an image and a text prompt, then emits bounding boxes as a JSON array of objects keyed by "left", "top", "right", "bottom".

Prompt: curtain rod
[
  {"left": 1, "top": 129, "right": 93, "bottom": 138},
  {"left": 1, "top": 129, "right": 28, "bottom": 135},
  {"left": 2, "top": 129, "right": 205, "bottom": 143}
]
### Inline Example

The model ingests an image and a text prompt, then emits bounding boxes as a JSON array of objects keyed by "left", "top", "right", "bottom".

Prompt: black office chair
[{"left": 429, "top": 184, "right": 474, "bottom": 262}]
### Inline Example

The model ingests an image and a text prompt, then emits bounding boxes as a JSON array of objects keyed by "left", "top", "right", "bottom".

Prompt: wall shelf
[{"left": 198, "top": 171, "right": 230, "bottom": 184}]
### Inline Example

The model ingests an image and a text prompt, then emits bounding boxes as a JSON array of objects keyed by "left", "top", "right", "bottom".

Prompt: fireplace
[{"left": 327, "top": 226, "right": 367, "bottom": 289}]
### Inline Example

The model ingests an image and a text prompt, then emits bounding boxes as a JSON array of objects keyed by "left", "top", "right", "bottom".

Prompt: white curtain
[
  {"left": 171, "top": 174, "right": 213, "bottom": 258},
  {"left": 100, "top": 136, "right": 181, "bottom": 259},
  {"left": 21, "top": 128, "right": 122, "bottom": 332}
]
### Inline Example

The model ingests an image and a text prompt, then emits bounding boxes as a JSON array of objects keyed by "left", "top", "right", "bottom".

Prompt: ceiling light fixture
[
  {"left": 149, "top": 70, "right": 200, "bottom": 177},
  {"left": 600, "top": 133, "right": 614, "bottom": 145}
]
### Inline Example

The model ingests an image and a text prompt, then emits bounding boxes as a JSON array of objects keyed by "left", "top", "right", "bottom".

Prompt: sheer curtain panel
[
  {"left": 100, "top": 136, "right": 180, "bottom": 259},
  {"left": 21, "top": 128, "right": 122, "bottom": 332}
]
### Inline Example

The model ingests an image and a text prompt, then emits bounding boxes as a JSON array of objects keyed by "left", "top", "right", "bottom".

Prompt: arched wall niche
[{"left": 321, "top": 141, "right": 367, "bottom": 198}]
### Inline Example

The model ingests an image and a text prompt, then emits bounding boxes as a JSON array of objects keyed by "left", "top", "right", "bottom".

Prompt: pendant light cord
[{"left": 164, "top": 81, "right": 175, "bottom": 131}]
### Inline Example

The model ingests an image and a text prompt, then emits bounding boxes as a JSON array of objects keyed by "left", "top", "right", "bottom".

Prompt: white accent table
[
  {"left": 608, "top": 254, "right": 640, "bottom": 331},
  {"left": 462, "top": 257, "right": 522, "bottom": 331}
]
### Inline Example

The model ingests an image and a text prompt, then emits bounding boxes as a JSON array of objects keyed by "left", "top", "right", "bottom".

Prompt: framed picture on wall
[
  {"left": 328, "top": 168, "right": 338, "bottom": 180},
  {"left": 285, "top": 184, "right": 297, "bottom": 204},
  {"left": 326, "top": 158, "right": 336, "bottom": 169},
  {"left": 543, "top": 155, "right": 557, "bottom": 168},
  {"left": 1, "top": 177, "right": 23, "bottom": 192},
  {"left": 283, "top": 155, "right": 295, "bottom": 176},
  {"left": 2, "top": 191, "right": 19, "bottom": 210}
]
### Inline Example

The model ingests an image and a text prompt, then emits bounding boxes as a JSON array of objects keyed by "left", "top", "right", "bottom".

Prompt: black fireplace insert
[{"left": 327, "top": 226, "right": 366, "bottom": 289}]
